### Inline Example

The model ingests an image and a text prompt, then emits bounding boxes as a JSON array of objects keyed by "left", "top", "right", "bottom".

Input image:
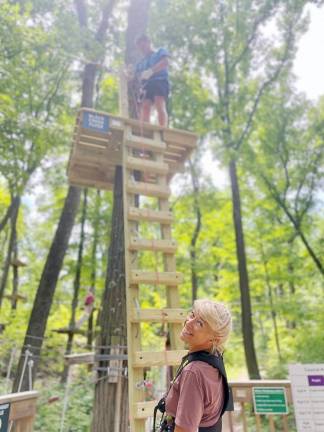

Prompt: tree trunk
[
  {"left": 13, "top": 0, "right": 114, "bottom": 393},
  {"left": 91, "top": 167, "right": 128, "bottom": 432},
  {"left": 0, "top": 196, "right": 20, "bottom": 233},
  {"left": 0, "top": 197, "right": 20, "bottom": 308},
  {"left": 87, "top": 190, "right": 101, "bottom": 349},
  {"left": 229, "top": 159, "right": 260, "bottom": 379},
  {"left": 61, "top": 189, "right": 88, "bottom": 383},
  {"left": 260, "top": 247, "right": 282, "bottom": 361},
  {"left": 189, "top": 160, "right": 202, "bottom": 302},
  {"left": 12, "top": 186, "right": 81, "bottom": 392},
  {"left": 92, "top": 2, "right": 151, "bottom": 430},
  {"left": 11, "top": 215, "right": 18, "bottom": 310}
]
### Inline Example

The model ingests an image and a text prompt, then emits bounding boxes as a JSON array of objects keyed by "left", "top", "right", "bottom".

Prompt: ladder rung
[
  {"left": 133, "top": 349, "right": 187, "bottom": 368},
  {"left": 130, "top": 271, "right": 183, "bottom": 285},
  {"left": 129, "top": 238, "right": 177, "bottom": 253},
  {"left": 134, "top": 400, "right": 157, "bottom": 419},
  {"left": 130, "top": 308, "right": 187, "bottom": 323},
  {"left": 126, "top": 181, "right": 170, "bottom": 198},
  {"left": 126, "top": 157, "right": 169, "bottom": 175},
  {"left": 128, "top": 207, "right": 173, "bottom": 224},
  {"left": 125, "top": 134, "right": 166, "bottom": 153}
]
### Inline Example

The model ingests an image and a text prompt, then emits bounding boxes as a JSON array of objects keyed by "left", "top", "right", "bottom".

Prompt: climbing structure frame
[{"left": 67, "top": 108, "right": 197, "bottom": 431}]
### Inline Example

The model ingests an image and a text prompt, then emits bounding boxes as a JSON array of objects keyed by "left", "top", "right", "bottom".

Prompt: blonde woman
[{"left": 154, "top": 299, "right": 232, "bottom": 432}]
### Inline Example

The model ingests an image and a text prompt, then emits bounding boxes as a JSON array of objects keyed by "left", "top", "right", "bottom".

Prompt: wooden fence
[
  {"left": 0, "top": 391, "right": 38, "bottom": 432},
  {"left": 223, "top": 380, "right": 293, "bottom": 432}
]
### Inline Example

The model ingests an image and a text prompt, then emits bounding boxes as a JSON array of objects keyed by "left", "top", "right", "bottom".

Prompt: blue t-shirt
[{"left": 136, "top": 48, "right": 169, "bottom": 82}]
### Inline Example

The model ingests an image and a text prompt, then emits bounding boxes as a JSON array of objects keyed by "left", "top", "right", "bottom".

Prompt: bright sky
[
  {"left": 294, "top": 4, "right": 324, "bottom": 99},
  {"left": 202, "top": 3, "right": 324, "bottom": 189}
]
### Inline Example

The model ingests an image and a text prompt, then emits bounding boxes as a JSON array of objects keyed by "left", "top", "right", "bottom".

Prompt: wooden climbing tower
[{"left": 67, "top": 107, "right": 197, "bottom": 430}]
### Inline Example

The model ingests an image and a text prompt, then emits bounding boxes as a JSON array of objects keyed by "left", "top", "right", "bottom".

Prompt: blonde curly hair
[{"left": 193, "top": 299, "right": 232, "bottom": 355}]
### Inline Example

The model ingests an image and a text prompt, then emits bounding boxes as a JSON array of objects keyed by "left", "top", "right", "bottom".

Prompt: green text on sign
[{"left": 253, "top": 387, "right": 288, "bottom": 415}]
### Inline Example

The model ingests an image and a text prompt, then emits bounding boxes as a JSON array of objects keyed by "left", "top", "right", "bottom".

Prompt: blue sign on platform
[
  {"left": 0, "top": 403, "right": 10, "bottom": 432},
  {"left": 82, "top": 111, "right": 109, "bottom": 133}
]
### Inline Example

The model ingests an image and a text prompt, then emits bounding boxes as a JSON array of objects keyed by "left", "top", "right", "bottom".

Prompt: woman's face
[{"left": 180, "top": 310, "right": 215, "bottom": 352}]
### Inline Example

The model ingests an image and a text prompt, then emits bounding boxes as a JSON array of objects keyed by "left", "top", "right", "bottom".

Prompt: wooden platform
[{"left": 67, "top": 108, "right": 197, "bottom": 190}]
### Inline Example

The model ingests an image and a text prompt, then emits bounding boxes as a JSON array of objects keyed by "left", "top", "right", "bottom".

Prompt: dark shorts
[{"left": 143, "top": 79, "right": 169, "bottom": 102}]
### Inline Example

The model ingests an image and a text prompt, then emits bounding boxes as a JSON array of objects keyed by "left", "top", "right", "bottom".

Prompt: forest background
[{"left": 0, "top": 0, "right": 323, "bottom": 430}]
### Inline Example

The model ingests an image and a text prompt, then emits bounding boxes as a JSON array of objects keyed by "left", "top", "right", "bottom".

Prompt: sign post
[
  {"left": 253, "top": 387, "right": 288, "bottom": 415},
  {"left": 0, "top": 403, "right": 10, "bottom": 432}
]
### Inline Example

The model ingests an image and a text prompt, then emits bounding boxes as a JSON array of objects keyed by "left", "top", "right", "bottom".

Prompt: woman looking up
[{"left": 161, "top": 299, "right": 232, "bottom": 432}]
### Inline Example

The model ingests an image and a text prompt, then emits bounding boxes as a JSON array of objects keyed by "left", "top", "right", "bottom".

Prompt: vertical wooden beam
[
  {"left": 119, "top": 69, "right": 129, "bottom": 117},
  {"left": 240, "top": 402, "right": 247, "bottom": 432},
  {"left": 269, "top": 415, "right": 275, "bottom": 432},
  {"left": 156, "top": 138, "right": 183, "bottom": 351},
  {"left": 255, "top": 414, "right": 262, "bottom": 431},
  {"left": 282, "top": 414, "right": 289, "bottom": 432},
  {"left": 123, "top": 126, "right": 145, "bottom": 432}
]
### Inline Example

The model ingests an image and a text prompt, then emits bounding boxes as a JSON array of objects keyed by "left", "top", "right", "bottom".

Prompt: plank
[
  {"left": 0, "top": 392, "right": 38, "bottom": 405},
  {"left": 130, "top": 271, "right": 183, "bottom": 285},
  {"left": 126, "top": 181, "right": 170, "bottom": 198},
  {"left": 9, "top": 398, "right": 36, "bottom": 421},
  {"left": 133, "top": 349, "right": 187, "bottom": 368},
  {"left": 129, "top": 238, "right": 177, "bottom": 253},
  {"left": 163, "top": 129, "right": 197, "bottom": 148},
  {"left": 128, "top": 207, "right": 173, "bottom": 224},
  {"left": 125, "top": 133, "right": 166, "bottom": 153},
  {"left": 4, "top": 293, "right": 27, "bottom": 302},
  {"left": 64, "top": 352, "right": 95, "bottom": 365},
  {"left": 130, "top": 308, "right": 187, "bottom": 323},
  {"left": 126, "top": 156, "right": 169, "bottom": 175}
]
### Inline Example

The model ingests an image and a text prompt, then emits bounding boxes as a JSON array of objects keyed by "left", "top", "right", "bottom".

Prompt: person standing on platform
[{"left": 134, "top": 34, "right": 170, "bottom": 127}]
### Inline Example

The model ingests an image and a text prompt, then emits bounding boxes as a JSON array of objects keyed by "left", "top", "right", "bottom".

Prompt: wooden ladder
[{"left": 122, "top": 125, "right": 187, "bottom": 431}]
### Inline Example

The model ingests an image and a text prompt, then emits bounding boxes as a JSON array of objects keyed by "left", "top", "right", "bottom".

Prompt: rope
[
  {"left": 28, "top": 359, "right": 34, "bottom": 391},
  {"left": 17, "top": 348, "right": 32, "bottom": 392},
  {"left": 5, "top": 347, "right": 17, "bottom": 392},
  {"left": 59, "top": 367, "right": 72, "bottom": 432}
]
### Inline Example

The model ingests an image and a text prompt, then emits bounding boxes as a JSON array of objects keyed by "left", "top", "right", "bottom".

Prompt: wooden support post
[
  {"left": 255, "top": 414, "right": 262, "bottom": 431},
  {"left": 240, "top": 402, "right": 247, "bottom": 432},
  {"left": 119, "top": 68, "right": 129, "bottom": 117},
  {"left": 269, "top": 415, "right": 275, "bottom": 432},
  {"left": 282, "top": 414, "right": 289, "bottom": 432}
]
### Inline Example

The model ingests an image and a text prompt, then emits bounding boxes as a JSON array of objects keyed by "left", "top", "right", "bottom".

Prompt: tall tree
[
  {"left": 151, "top": 0, "right": 315, "bottom": 378},
  {"left": 13, "top": 0, "right": 116, "bottom": 392},
  {"left": 247, "top": 86, "right": 324, "bottom": 277},
  {"left": 92, "top": 1, "right": 150, "bottom": 430},
  {"left": 61, "top": 189, "right": 88, "bottom": 383}
]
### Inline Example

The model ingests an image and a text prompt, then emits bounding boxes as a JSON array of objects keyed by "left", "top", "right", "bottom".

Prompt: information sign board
[
  {"left": 289, "top": 364, "right": 324, "bottom": 432},
  {"left": 82, "top": 112, "right": 109, "bottom": 133},
  {"left": 253, "top": 387, "right": 288, "bottom": 414}
]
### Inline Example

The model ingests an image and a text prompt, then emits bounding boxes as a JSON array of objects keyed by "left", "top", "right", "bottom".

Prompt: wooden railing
[
  {"left": 223, "top": 380, "right": 293, "bottom": 432},
  {"left": 0, "top": 391, "right": 38, "bottom": 432}
]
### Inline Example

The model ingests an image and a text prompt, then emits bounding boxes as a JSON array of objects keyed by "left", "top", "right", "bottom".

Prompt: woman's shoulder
[{"left": 183, "top": 360, "right": 221, "bottom": 376}]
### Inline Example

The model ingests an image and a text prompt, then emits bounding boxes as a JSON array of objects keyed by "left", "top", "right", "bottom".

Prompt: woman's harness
[{"left": 153, "top": 350, "right": 233, "bottom": 432}]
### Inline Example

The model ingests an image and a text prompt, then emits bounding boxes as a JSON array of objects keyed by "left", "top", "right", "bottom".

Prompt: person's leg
[
  {"left": 154, "top": 95, "right": 168, "bottom": 127},
  {"left": 140, "top": 98, "right": 152, "bottom": 123}
]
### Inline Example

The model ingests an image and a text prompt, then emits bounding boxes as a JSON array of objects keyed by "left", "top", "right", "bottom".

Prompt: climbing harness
[{"left": 153, "top": 350, "right": 233, "bottom": 432}]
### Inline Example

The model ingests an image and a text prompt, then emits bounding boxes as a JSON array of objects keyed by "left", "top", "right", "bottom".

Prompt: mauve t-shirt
[{"left": 165, "top": 360, "right": 224, "bottom": 432}]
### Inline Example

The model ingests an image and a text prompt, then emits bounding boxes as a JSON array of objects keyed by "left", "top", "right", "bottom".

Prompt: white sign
[{"left": 289, "top": 364, "right": 324, "bottom": 432}]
